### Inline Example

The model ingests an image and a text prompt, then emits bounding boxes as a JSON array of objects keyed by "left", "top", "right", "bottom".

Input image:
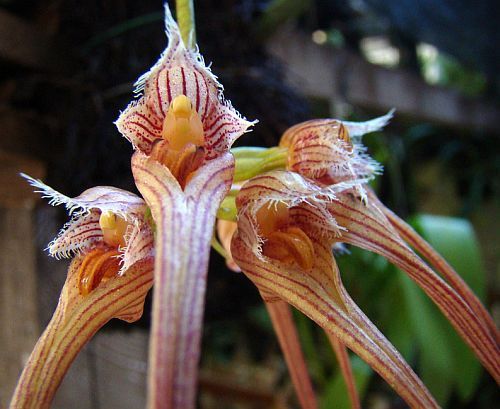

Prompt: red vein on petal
[
  {"left": 204, "top": 113, "right": 225, "bottom": 130},
  {"left": 39, "top": 272, "right": 151, "bottom": 403},
  {"left": 135, "top": 113, "right": 163, "bottom": 130},
  {"left": 250, "top": 272, "right": 429, "bottom": 407},
  {"left": 42, "top": 281, "right": 151, "bottom": 403},
  {"left": 312, "top": 240, "right": 421, "bottom": 387},
  {"left": 157, "top": 70, "right": 165, "bottom": 117},
  {"left": 332, "top": 200, "right": 497, "bottom": 346},
  {"left": 128, "top": 121, "right": 160, "bottom": 140},
  {"left": 200, "top": 73, "right": 210, "bottom": 122},
  {"left": 194, "top": 70, "right": 201, "bottom": 112},
  {"left": 181, "top": 67, "right": 187, "bottom": 95},
  {"left": 264, "top": 300, "right": 318, "bottom": 409},
  {"left": 19, "top": 306, "right": 64, "bottom": 401}
]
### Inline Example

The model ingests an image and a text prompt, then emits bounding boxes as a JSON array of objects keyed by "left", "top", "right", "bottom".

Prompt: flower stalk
[
  {"left": 176, "top": 0, "right": 196, "bottom": 47},
  {"left": 232, "top": 146, "right": 289, "bottom": 182}
]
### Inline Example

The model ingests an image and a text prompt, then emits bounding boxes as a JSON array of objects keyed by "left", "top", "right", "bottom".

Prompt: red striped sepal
[
  {"left": 131, "top": 151, "right": 234, "bottom": 409},
  {"left": 10, "top": 257, "right": 153, "bottom": 409},
  {"left": 231, "top": 171, "right": 438, "bottom": 408},
  {"left": 329, "top": 191, "right": 500, "bottom": 382}
]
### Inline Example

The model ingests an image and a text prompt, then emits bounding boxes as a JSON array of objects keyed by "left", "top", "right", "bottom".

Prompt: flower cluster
[{"left": 11, "top": 4, "right": 498, "bottom": 409}]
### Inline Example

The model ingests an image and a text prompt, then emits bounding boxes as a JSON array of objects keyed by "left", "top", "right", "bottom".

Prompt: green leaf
[
  {"left": 409, "top": 215, "right": 485, "bottom": 402},
  {"left": 411, "top": 215, "right": 485, "bottom": 299},
  {"left": 320, "top": 356, "right": 371, "bottom": 409},
  {"left": 382, "top": 271, "right": 416, "bottom": 360},
  {"left": 398, "top": 273, "right": 455, "bottom": 404}
]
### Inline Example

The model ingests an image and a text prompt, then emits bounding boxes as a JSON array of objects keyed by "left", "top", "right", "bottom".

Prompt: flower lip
[{"left": 77, "top": 247, "right": 122, "bottom": 296}]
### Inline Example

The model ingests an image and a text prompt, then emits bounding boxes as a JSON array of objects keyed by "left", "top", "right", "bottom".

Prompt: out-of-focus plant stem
[{"left": 176, "top": 0, "right": 196, "bottom": 47}]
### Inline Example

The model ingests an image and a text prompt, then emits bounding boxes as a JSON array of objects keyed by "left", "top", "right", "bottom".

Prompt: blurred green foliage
[{"left": 418, "top": 49, "right": 487, "bottom": 97}]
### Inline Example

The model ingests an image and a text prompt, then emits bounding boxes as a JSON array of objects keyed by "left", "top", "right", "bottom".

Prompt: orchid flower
[
  {"left": 115, "top": 6, "right": 254, "bottom": 408},
  {"left": 281, "top": 115, "right": 499, "bottom": 376},
  {"left": 229, "top": 171, "right": 438, "bottom": 408},
  {"left": 10, "top": 178, "right": 154, "bottom": 409},
  {"left": 222, "top": 113, "right": 499, "bottom": 407}
]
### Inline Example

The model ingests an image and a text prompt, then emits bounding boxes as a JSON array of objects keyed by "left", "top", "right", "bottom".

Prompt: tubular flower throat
[
  {"left": 116, "top": 6, "right": 254, "bottom": 190},
  {"left": 231, "top": 171, "right": 440, "bottom": 408},
  {"left": 11, "top": 178, "right": 155, "bottom": 409},
  {"left": 235, "top": 171, "right": 349, "bottom": 272}
]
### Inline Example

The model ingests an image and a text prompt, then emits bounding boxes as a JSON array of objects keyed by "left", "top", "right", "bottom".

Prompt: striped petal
[
  {"left": 23, "top": 174, "right": 146, "bottom": 218},
  {"left": 10, "top": 256, "right": 154, "bottom": 409},
  {"left": 380, "top": 201, "right": 499, "bottom": 342},
  {"left": 328, "top": 191, "right": 500, "bottom": 382},
  {"left": 121, "top": 220, "right": 155, "bottom": 274},
  {"left": 23, "top": 175, "right": 150, "bottom": 261},
  {"left": 279, "top": 119, "right": 383, "bottom": 185},
  {"left": 326, "top": 332, "right": 361, "bottom": 409},
  {"left": 131, "top": 150, "right": 234, "bottom": 409},
  {"left": 115, "top": 100, "right": 163, "bottom": 153},
  {"left": 116, "top": 6, "right": 254, "bottom": 158},
  {"left": 48, "top": 210, "right": 103, "bottom": 258},
  {"left": 232, "top": 172, "right": 437, "bottom": 408},
  {"left": 202, "top": 101, "right": 255, "bottom": 160},
  {"left": 231, "top": 234, "right": 438, "bottom": 408},
  {"left": 264, "top": 299, "right": 318, "bottom": 409}
]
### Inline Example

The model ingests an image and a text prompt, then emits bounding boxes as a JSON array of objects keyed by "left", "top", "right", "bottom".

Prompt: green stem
[
  {"left": 216, "top": 196, "right": 237, "bottom": 221},
  {"left": 232, "top": 147, "right": 289, "bottom": 182},
  {"left": 176, "top": 0, "right": 196, "bottom": 47},
  {"left": 210, "top": 235, "right": 227, "bottom": 259}
]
